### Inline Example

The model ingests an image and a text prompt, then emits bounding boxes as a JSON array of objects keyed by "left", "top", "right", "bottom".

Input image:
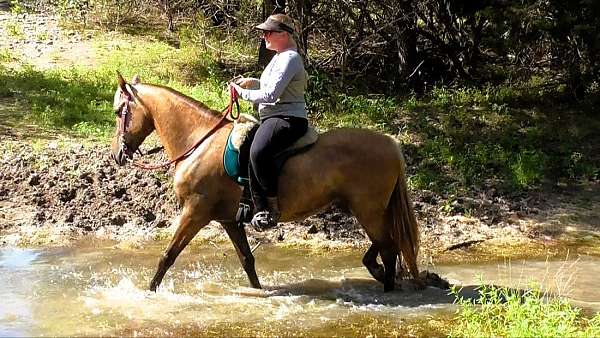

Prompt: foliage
[
  {"left": 24, "top": 0, "right": 598, "bottom": 99},
  {"left": 9, "top": 0, "right": 26, "bottom": 14},
  {"left": 425, "top": 87, "right": 596, "bottom": 190},
  {"left": 450, "top": 281, "right": 600, "bottom": 337},
  {"left": 0, "top": 49, "right": 14, "bottom": 63},
  {"left": 1, "top": 7, "right": 598, "bottom": 191},
  {"left": 0, "top": 32, "right": 231, "bottom": 139},
  {"left": 309, "top": 76, "right": 599, "bottom": 191}
]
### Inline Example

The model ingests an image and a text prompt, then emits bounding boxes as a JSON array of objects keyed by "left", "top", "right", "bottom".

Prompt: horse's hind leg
[
  {"left": 222, "top": 222, "right": 261, "bottom": 289},
  {"left": 149, "top": 208, "right": 208, "bottom": 291},
  {"left": 362, "top": 243, "right": 384, "bottom": 284},
  {"left": 379, "top": 240, "right": 398, "bottom": 292},
  {"left": 354, "top": 210, "right": 398, "bottom": 292}
]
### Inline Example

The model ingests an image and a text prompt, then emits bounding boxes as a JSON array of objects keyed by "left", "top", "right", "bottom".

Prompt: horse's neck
[{"left": 141, "top": 85, "right": 221, "bottom": 160}]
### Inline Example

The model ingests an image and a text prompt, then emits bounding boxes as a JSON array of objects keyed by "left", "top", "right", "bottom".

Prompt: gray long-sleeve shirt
[{"left": 233, "top": 49, "right": 308, "bottom": 121}]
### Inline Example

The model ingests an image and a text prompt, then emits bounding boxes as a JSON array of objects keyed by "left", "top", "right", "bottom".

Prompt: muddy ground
[
  {"left": 2, "top": 135, "right": 599, "bottom": 262},
  {"left": 2, "top": 11, "right": 600, "bottom": 263}
]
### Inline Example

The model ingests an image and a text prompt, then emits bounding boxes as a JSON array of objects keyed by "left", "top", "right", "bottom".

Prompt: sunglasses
[{"left": 262, "top": 30, "right": 282, "bottom": 37}]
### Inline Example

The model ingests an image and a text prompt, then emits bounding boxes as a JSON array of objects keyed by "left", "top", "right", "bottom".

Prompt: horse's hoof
[
  {"left": 411, "top": 278, "right": 427, "bottom": 290},
  {"left": 419, "top": 270, "right": 450, "bottom": 289},
  {"left": 368, "top": 266, "right": 385, "bottom": 284}
]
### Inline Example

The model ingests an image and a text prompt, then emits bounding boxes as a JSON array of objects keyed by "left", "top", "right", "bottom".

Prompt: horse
[{"left": 110, "top": 73, "right": 421, "bottom": 292}]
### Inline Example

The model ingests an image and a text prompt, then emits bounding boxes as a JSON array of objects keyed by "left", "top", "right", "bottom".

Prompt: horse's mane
[{"left": 143, "top": 83, "right": 222, "bottom": 119}]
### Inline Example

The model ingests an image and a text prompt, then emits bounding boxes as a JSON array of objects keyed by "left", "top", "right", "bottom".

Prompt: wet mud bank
[{"left": 1, "top": 138, "right": 599, "bottom": 263}]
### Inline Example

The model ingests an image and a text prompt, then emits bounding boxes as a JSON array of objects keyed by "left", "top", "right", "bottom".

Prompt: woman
[{"left": 230, "top": 13, "right": 308, "bottom": 229}]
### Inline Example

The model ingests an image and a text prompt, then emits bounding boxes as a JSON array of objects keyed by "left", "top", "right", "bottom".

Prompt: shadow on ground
[{"left": 0, "top": 98, "right": 63, "bottom": 140}]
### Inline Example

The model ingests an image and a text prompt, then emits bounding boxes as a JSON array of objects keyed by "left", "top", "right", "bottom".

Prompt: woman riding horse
[
  {"left": 111, "top": 74, "right": 421, "bottom": 292},
  {"left": 110, "top": 14, "right": 421, "bottom": 291},
  {"left": 231, "top": 14, "right": 308, "bottom": 230}
]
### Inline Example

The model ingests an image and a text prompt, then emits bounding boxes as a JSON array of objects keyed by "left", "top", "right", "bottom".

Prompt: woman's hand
[
  {"left": 233, "top": 77, "right": 260, "bottom": 90},
  {"left": 236, "top": 78, "right": 253, "bottom": 89}
]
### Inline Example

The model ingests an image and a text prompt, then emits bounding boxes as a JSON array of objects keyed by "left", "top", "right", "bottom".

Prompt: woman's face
[{"left": 263, "top": 30, "right": 290, "bottom": 52}]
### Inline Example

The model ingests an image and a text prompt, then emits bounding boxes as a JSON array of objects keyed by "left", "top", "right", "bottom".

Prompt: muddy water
[{"left": 0, "top": 240, "right": 598, "bottom": 337}]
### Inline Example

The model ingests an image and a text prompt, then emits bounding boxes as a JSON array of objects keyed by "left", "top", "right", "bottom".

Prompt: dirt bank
[{"left": 3, "top": 135, "right": 596, "bottom": 262}]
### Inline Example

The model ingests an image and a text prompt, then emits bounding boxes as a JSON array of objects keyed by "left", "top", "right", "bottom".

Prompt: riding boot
[
  {"left": 248, "top": 163, "right": 266, "bottom": 210},
  {"left": 251, "top": 196, "right": 280, "bottom": 230},
  {"left": 266, "top": 196, "right": 280, "bottom": 224}
]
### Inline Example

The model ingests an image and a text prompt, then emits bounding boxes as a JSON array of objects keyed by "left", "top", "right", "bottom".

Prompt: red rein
[{"left": 131, "top": 85, "right": 240, "bottom": 170}]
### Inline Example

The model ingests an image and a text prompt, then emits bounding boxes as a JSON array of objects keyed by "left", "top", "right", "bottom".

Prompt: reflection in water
[{"left": 0, "top": 241, "right": 598, "bottom": 336}]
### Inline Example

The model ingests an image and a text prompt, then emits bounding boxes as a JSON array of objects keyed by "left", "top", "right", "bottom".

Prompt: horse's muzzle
[{"left": 112, "top": 145, "right": 132, "bottom": 166}]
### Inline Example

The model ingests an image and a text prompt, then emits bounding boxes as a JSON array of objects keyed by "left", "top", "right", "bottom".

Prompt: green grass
[
  {"left": 0, "top": 30, "right": 247, "bottom": 140},
  {"left": 396, "top": 85, "right": 599, "bottom": 191},
  {"left": 450, "top": 281, "right": 600, "bottom": 337},
  {"left": 5, "top": 20, "right": 25, "bottom": 40},
  {"left": 36, "top": 31, "right": 49, "bottom": 41},
  {"left": 308, "top": 76, "right": 599, "bottom": 192},
  {"left": 0, "top": 49, "right": 15, "bottom": 63}
]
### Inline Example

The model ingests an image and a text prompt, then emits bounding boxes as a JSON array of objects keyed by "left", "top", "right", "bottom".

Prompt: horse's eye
[{"left": 115, "top": 102, "right": 126, "bottom": 116}]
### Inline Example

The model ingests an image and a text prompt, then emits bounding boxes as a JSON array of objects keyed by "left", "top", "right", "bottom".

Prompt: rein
[{"left": 121, "top": 85, "right": 240, "bottom": 170}]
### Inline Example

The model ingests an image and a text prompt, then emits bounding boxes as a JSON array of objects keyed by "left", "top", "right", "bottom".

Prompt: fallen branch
[
  {"left": 445, "top": 239, "right": 485, "bottom": 251},
  {"left": 250, "top": 241, "right": 261, "bottom": 253}
]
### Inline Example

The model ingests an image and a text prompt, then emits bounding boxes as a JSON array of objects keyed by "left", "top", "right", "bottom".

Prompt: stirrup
[
  {"left": 235, "top": 201, "right": 253, "bottom": 227},
  {"left": 251, "top": 211, "right": 278, "bottom": 230}
]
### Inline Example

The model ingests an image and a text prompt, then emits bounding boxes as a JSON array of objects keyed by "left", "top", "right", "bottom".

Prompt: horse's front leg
[
  {"left": 222, "top": 222, "right": 261, "bottom": 289},
  {"left": 149, "top": 198, "right": 209, "bottom": 291}
]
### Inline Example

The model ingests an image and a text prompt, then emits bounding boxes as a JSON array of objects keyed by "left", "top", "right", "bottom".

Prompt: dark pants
[{"left": 249, "top": 115, "right": 307, "bottom": 210}]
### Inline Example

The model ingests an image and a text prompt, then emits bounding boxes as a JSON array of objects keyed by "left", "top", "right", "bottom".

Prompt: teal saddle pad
[{"left": 223, "top": 129, "right": 249, "bottom": 185}]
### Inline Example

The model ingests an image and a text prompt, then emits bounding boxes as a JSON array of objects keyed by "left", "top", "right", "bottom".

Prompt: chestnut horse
[{"left": 110, "top": 74, "right": 420, "bottom": 292}]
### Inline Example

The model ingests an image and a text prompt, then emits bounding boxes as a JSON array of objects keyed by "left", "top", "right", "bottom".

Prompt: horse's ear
[
  {"left": 132, "top": 74, "right": 141, "bottom": 85},
  {"left": 116, "top": 71, "right": 128, "bottom": 93}
]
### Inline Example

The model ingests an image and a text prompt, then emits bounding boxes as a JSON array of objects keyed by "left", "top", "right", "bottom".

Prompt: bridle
[
  {"left": 115, "top": 86, "right": 138, "bottom": 160},
  {"left": 116, "top": 84, "right": 240, "bottom": 170}
]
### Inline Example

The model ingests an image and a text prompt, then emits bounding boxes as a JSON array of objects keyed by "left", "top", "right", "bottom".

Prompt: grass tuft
[{"left": 450, "top": 280, "right": 600, "bottom": 337}]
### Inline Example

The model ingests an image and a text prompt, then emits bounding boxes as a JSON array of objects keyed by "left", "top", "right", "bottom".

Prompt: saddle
[
  {"left": 223, "top": 114, "right": 318, "bottom": 226},
  {"left": 223, "top": 114, "right": 319, "bottom": 186}
]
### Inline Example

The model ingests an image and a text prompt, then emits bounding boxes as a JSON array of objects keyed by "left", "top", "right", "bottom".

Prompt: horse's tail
[{"left": 389, "top": 148, "right": 420, "bottom": 280}]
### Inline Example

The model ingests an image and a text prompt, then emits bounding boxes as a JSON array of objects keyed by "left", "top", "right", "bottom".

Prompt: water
[{"left": 0, "top": 240, "right": 598, "bottom": 336}]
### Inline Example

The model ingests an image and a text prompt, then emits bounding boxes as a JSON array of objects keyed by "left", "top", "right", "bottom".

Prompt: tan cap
[{"left": 256, "top": 14, "right": 295, "bottom": 34}]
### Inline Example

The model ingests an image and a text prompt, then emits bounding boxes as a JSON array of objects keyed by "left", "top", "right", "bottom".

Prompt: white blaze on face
[{"left": 113, "top": 88, "right": 122, "bottom": 113}]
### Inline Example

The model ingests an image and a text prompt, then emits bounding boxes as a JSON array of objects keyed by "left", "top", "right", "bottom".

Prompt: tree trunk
[
  {"left": 295, "top": 0, "right": 312, "bottom": 62},
  {"left": 567, "top": 43, "right": 585, "bottom": 100},
  {"left": 396, "top": 1, "right": 418, "bottom": 90}
]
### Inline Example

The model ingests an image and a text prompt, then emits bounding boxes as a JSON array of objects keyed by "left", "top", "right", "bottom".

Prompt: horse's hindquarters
[{"left": 277, "top": 128, "right": 404, "bottom": 221}]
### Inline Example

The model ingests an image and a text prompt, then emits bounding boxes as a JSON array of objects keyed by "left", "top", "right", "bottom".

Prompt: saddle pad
[{"left": 223, "top": 129, "right": 243, "bottom": 182}]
